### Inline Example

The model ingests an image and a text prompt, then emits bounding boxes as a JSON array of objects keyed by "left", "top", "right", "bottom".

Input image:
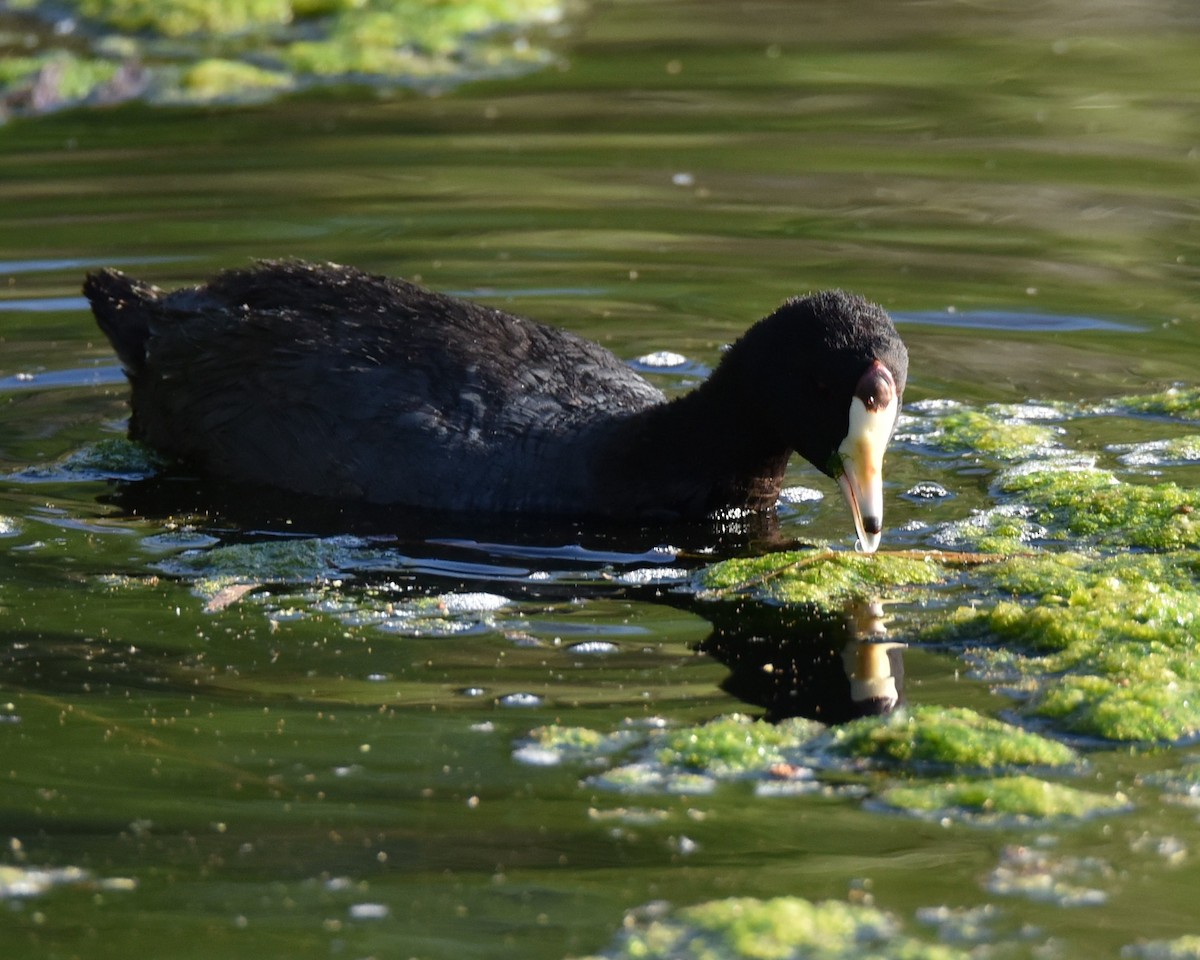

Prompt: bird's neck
[{"left": 596, "top": 369, "right": 792, "bottom": 520}]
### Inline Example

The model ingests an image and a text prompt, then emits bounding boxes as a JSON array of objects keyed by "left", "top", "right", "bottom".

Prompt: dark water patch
[{"left": 97, "top": 472, "right": 784, "bottom": 554}]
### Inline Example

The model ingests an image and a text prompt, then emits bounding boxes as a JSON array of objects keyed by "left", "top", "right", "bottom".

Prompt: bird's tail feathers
[{"left": 83, "top": 268, "right": 160, "bottom": 376}]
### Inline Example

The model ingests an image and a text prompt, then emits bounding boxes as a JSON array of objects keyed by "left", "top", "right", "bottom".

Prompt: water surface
[{"left": 2, "top": 1, "right": 1200, "bottom": 957}]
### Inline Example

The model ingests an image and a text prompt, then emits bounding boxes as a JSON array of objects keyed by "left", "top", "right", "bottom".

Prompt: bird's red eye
[{"left": 855, "top": 361, "right": 895, "bottom": 412}]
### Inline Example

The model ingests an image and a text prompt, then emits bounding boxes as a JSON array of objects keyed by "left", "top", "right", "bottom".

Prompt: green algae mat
[
  {"left": 511, "top": 386, "right": 1200, "bottom": 957},
  {"left": 694, "top": 392, "right": 1200, "bottom": 745},
  {"left": 1, "top": 0, "right": 567, "bottom": 115}
]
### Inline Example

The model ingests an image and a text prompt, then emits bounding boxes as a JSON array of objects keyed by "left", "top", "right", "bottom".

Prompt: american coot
[{"left": 84, "top": 261, "right": 908, "bottom": 551}]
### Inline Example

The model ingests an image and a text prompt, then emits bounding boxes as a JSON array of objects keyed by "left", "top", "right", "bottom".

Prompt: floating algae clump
[
  {"left": 822, "top": 705, "right": 1076, "bottom": 769},
  {"left": 996, "top": 462, "right": 1199, "bottom": 550},
  {"left": 70, "top": 0, "right": 560, "bottom": 42},
  {"left": 932, "top": 408, "right": 1060, "bottom": 460},
  {"left": 587, "top": 763, "right": 718, "bottom": 796},
  {"left": 571, "top": 896, "right": 969, "bottom": 960},
  {"left": 0, "top": 52, "right": 121, "bottom": 104},
  {"left": 3, "top": 0, "right": 566, "bottom": 115},
  {"left": 518, "top": 724, "right": 642, "bottom": 763},
  {"left": 581, "top": 714, "right": 826, "bottom": 793},
  {"left": 931, "top": 553, "right": 1200, "bottom": 741},
  {"left": 74, "top": 0, "right": 295, "bottom": 36},
  {"left": 12, "top": 437, "right": 167, "bottom": 482},
  {"left": 60, "top": 437, "right": 168, "bottom": 478},
  {"left": 929, "top": 504, "right": 1047, "bottom": 553},
  {"left": 177, "top": 60, "right": 294, "bottom": 101},
  {"left": 1035, "top": 676, "right": 1200, "bottom": 743},
  {"left": 282, "top": 1, "right": 558, "bottom": 76},
  {"left": 699, "top": 550, "right": 946, "bottom": 607},
  {"left": 878, "top": 775, "right": 1129, "bottom": 823},
  {"left": 655, "top": 714, "right": 823, "bottom": 778},
  {"left": 1123, "top": 936, "right": 1200, "bottom": 960},
  {"left": 158, "top": 536, "right": 364, "bottom": 586},
  {"left": 1113, "top": 434, "right": 1200, "bottom": 467},
  {"left": 1106, "top": 386, "right": 1200, "bottom": 422}
]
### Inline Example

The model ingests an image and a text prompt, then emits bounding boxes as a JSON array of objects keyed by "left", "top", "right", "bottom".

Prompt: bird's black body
[{"left": 85, "top": 261, "right": 908, "bottom": 524}]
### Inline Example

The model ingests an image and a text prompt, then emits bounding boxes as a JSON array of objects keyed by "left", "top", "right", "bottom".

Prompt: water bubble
[
  {"left": 635, "top": 349, "right": 689, "bottom": 368},
  {"left": 905, "top": 481, "right": 952, "bottom": 500},
  {"left": 565, "top": 640, "right": 620, "bottom": 655},
  {"left": 498, "top": 692, "right": 543, "bottom": 708},
  {"left": 512, "top": 744, "right": 561, "bottom": 766},
  {"left": 349, "top": 903, "right": 390, "bottom": 920}
]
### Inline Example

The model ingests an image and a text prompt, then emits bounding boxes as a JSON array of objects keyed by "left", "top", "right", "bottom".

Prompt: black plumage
[{"left": 85, "top": 260, "right": 908, "bottom": 524}]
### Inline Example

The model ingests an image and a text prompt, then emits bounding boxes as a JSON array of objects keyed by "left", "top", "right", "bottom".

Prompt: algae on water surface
[
  {"left": 571, "top": 895, "right": 971, "bottom": 960},
  {"left": 704, "top": 389, "right": 1200, "bottom": 745},
  {"left": 698, "top": 549, "right": 949, "bottom": 607},
  {"left": 821, "top": 705, "right": 1077, "bottom": 769},
  {"left": 0, "top": 0, "right": 568, "bottom": 115},
  {"left": 516, "top": 706, "right": 1076, "bottom": 804},
  {"left": 927, "top": 552, "right": 1200, "bottom": 741},
  {"left": 877, "top": 775, "right": 1130, "bottom": 823}
]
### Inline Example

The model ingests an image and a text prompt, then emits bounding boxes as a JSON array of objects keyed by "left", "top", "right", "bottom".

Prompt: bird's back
[{"left": 85, "top": 261, "right": 665, "bottom": 510}]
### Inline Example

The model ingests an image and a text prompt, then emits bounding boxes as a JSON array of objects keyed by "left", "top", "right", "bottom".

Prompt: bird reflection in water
[{"left": 697, "top": 598, "right": 905, "bottom": 724}]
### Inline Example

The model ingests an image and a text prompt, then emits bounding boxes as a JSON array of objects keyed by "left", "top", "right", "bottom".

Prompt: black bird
[{"left": 84, "top": 261, "right": 907, "bottom": 550}]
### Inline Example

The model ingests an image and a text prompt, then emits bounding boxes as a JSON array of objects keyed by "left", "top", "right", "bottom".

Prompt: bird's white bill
[{"left": 836, "top": 393, "right": 898, "bottom": 554}]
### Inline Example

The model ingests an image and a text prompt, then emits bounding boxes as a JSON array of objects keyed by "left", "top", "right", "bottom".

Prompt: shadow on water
[
  {"left": 101, "top": 475, "right": 905, "bottom": 726},
  {"left": 101, "top": 471, "right": 794, "bottom": 567}
]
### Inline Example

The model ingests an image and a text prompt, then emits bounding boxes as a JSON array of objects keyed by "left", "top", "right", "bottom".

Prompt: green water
[{"left": 2, "top": 1, "right": 1200, "bottom": 957}]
